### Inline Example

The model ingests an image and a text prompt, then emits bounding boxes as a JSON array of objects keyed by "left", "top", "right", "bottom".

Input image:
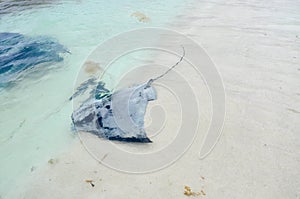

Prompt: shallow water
[{"left": 0, "top": 0, "right": 188, "bottom": 197}]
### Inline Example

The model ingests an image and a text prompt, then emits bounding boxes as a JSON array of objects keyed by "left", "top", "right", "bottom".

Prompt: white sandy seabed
[{"left": 6, "top": 0, "right": 300, "bottom": 198}]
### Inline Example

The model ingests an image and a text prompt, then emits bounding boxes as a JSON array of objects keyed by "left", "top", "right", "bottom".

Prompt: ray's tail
[{"left": 146, "top": 46, "right": 185, "bottom": 87}]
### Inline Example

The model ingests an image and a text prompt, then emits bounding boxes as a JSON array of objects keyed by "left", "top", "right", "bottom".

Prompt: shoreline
[{"left": 6, "top": 0, "right": 300, "bottom": 198}]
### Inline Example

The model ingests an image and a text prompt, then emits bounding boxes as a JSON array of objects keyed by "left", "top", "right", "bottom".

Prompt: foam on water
[{"left": 0, "top": 0, "right": 189, "bottom": 197}]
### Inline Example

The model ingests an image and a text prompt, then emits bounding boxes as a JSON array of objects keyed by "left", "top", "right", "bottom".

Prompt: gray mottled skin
[{"left": 71, "top": 82, "right": 156, "bottom": 143}]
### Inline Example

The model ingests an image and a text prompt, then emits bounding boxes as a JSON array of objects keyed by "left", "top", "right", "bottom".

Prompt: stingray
[
  {"left": 71, "top": 46, "right": 185, "bottom": 143},
  {"left": 0, "top": 32, "right": 68, "bottom": 87}
]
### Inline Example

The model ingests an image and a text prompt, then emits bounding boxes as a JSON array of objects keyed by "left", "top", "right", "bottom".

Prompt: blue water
[{"left": 0, "top": 0, "right": 188, "bottom": 197}]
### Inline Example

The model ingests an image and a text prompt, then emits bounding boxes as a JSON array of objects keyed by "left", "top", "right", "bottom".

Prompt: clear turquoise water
[{"left": 0, "top": 0, "right": 187, "bottom": 197}]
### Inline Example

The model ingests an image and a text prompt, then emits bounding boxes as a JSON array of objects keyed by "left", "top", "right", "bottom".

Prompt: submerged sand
[{"left": 7, "top": 0, "right": 300, "bottom": 198}]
